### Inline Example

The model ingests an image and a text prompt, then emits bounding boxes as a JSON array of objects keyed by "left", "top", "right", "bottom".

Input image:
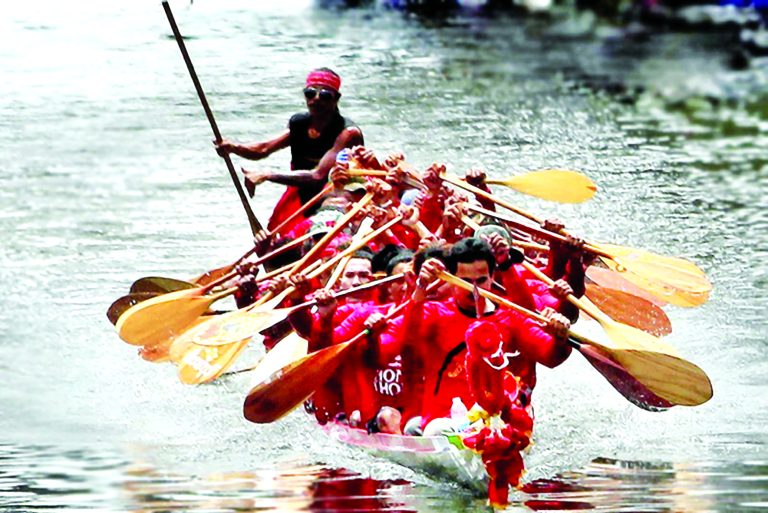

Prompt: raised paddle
[
  {"left": 584, "top": 282, "right": 672, "bottom": 337},
  {"left": 349, "top": 168, "right": 597, "bottom": 203},
  {"left": 460, "top": 199, "right": 712, "bottom": 308},
  {"left": 586, "top": 265, "right": 666, "bottom": 306},
  {"left": 439, "top": 272, "right": 712, "bottom": 407},
  {"left": 162, "top": 1, "right": 262, "bottom": 237},
  {"left": 484, "top": 169, "right": 598, "bottom": 204}
]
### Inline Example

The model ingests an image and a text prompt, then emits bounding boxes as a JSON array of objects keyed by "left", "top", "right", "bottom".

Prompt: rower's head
[
  {"left": 385, "top": 249, "right": 414, "bottom": 304},
  {"left": 338, "top": 248, "right": 374, "bottom": 302},
  {"left": 446, "top": 237, "right": 495, "bottom": 311},
  {"left": 304, "top": 68, "right": 341, "bottom": 115}
]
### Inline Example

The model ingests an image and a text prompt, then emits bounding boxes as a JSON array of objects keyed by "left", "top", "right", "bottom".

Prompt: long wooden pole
[{"left": 162, "top": 1, "right": 263, "bottom": 236}]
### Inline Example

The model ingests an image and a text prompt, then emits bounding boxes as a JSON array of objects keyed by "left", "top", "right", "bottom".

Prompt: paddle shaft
[{"left": 162, "top": 1, "right": 262, "bottom": 237}]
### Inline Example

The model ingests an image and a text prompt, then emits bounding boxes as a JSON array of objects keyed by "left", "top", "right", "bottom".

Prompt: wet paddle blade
[
  {"left": 574, "top": 341, "right": 673, "bottom": 411},
  {"left": 585, "top": 283, "right": 672, "bottom": 337},
  {"left": 107, "top": 292, "right": 160, "bottom": 325},
  {"left": 243, "top": 341, "right": 353, "bottom": 423},
  {"left": 598, "top": 244, "right": 712, "bottom": 308},
  {"left": 115, "top": 288, "right": 226, "bottom": 347},
  {"left": 129, "top": 276, "right": 197, "bottom": 294},
  {"left": 486, "top": 169, "right": 598, "bottom": 203},
  {"left": 176, "top": 338, "right": 251, "bottom": 385},
  {"left": 586, "top": 266, "right": 666, "bottom": 306}
]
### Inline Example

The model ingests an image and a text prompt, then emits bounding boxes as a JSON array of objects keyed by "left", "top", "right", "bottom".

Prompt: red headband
[{"left": 305, "top": 70, "right": 341, "bottom": 92}]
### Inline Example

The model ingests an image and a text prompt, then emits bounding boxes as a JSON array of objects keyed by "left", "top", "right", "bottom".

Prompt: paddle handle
[
  {"left": 520, "top": 260, "right": 609, "bottom": 324},
  {"left": 161, "top": 1, "right": 262, "bottom": 237},
  {"left": 289, "top": 273, "right": 406, "bottom": 311},
  {"left": 438, "top": 271, "right": 548, "bottom": 324}
]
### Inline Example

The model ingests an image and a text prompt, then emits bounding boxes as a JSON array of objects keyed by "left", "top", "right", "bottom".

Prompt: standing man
[{"left": 216, "top": 68, "right": 364, "bottom": 232}]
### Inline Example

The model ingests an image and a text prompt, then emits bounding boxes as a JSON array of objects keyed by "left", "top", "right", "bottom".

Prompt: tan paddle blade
[
  {"left": 486, "top": 169, "right": 598, "bottom": 203},
  {"left": 176, "top": 338, "right": 251, "bottom": 385},
  {"left": 172, "top": 294, "right": 288, "bottom": 348},
  {"left": 586, "top": 266, "right": 666, "bottom": 306},
  {"left": 243, "top": 340, "right": 353, "bottom": 423},
  {"left": 107, "top": 292, "right": 161, "bottom": 325},
  {"left": 585, "top": 283, "right": 672, "bottom": 336},
  {"left": 598, "top": 244, "right": 712, "bottom": 307},
  {"left": 130, "top": 276, "right": 197, "bottom": 294},
  {"left": 573, "top": 341, "right": 673, "bottom": 411},
  {"left": 115, "top": 288, "right": 231, "bottom": 347},
  {"left": 247, "top": 332, "right": 309, "bottom": 387}
]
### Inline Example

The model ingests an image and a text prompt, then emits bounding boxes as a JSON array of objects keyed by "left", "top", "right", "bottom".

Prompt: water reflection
[{"left": 3, "top": 443, "right": 768, "bottom": 512}]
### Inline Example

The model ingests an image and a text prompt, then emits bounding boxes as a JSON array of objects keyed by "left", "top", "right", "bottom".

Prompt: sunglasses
[{"left": 303, "top": 87, "right": 337, "bottom": 101}]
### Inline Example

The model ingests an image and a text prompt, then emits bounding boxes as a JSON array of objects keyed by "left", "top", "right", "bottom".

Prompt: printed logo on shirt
[{"left": 374, "top": 355, "right": 403, "bottom": 397}]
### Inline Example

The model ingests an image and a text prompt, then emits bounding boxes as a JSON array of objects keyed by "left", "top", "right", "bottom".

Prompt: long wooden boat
[{"left": 320, "top": 421, "right": 488, "bottom": 494}]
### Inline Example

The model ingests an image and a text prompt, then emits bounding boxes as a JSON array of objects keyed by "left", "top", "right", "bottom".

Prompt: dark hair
[
  {"left": 446, "top": 237, "right": 496, "bottom": 274},
  {"left": 351, "top": 248, "right": 374, "bottom": 261},
  {"left": 413, "top": 243, "right": 449, "bottom": 273},
  {"left": 372, "top": 244, "right": 403, "bottom": 274},
  {"left": 385, "top": 250, "right": 414, "bottom": 276}
]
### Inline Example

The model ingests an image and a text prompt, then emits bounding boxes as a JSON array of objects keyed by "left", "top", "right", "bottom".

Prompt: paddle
[
  {"left": 484, "top": 169, "right": 598, "bottom": 204},
  {"left": 107, "top": 292, "right": 161, "bottom": 326},
  {"left": 243, "top": 299, "right": 414, "bottom": 423},
  {"left": 129, "top": 276, "right": 197, "bottom": 295},
  {"left": 519, "top": 261, "right": 680, "bottom": 355},
  {"left": 586, "top": 265, "right": 666, "bottom": 306},
  {"left": 439, "top": 272, "right": 712, "bottom": 407},
  {"left": 348, "top": 168, "right": 597, "bottom": 203},
  {"left": 584, "top": 282, "right": 672, "bottom": 337},
  {"left": 162, "top": 1, "right": 262, "bottom": 237},
  {"left": 458, "top": 211, "right": 671, "bottom": 336},
  {"left": 459, "top": 199, "right": 712, "bottom": 308}
]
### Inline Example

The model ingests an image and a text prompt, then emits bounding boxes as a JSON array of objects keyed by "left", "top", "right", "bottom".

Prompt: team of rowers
[{"left": 212, "top": 67, "right": 592, "bottom": 505}]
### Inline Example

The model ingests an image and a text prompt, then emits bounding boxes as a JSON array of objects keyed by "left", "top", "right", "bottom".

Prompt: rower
[{"left": 215, "top": 68, "right": 364, "bottom": 234}]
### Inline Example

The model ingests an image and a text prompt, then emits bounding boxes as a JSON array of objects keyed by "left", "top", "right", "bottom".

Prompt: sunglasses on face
[{"left": 303, "top": 87, "right": 337, "bottom": 101}]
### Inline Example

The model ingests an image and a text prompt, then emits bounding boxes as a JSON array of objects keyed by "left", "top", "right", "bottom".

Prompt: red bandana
[{"left": 305, "top": 70, "right": 341, "bottom": 92}]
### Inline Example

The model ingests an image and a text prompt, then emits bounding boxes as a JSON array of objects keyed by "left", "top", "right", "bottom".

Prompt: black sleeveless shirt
[{"left": 288, "top": 111, "right": 362, "bottom": 203}]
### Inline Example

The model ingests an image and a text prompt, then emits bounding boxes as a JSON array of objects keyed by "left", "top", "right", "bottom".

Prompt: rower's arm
[
  {"left": 220, "top": 130, "right": 290, "bottom": 160},
  {"left": 262, "top": 126, "right": 364, "bottom": 187}
]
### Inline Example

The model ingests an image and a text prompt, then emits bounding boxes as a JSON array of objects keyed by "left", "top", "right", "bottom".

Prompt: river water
[{"left": 1, "top": 0, "right": 766, "bottom": 511}]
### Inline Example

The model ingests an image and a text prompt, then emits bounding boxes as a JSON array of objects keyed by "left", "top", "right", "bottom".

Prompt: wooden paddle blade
[
  {"left": 193, "top": 263, "right": 237, "bottom": 287},
  {"left": 106, "top": 292, "right": 161, "bottom": 325},
  {"left": 602, "top": 317, "right": 680, "bottom": 356},
  {"left": 176, "top": 338, "right": 251, "bottom": 385},
  {"left": 598, "top": 244, "right": 712, "bottom": 308},
  {"left": 487, "top": 169, "right": 598, "bottom": 203},
  {"left": 129, "top": 276, "right": 197, "bottom": 294},
  {"left": 243, "top": 341, "right": 353, "bottom": 424},
  {"left": 574, "top": 341, "right": 673, "bottom": 411},
  {"left": 182, "top": 308, "right": 291, "bottom": 347},
  {"left": 614, "top": 348, "right": 713, "bottom": 406},
  {"left": 585, "top": 283, "right": 672, "bottom": 337},
  {"left": 115, "top": 288, "right": 218, "bottom": 347},
  {"left": 247, "top": 332, "right": 309, "bottom": 387},
  {"left": 586, "top": 266, "right": 666, "bottom": 306}
]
